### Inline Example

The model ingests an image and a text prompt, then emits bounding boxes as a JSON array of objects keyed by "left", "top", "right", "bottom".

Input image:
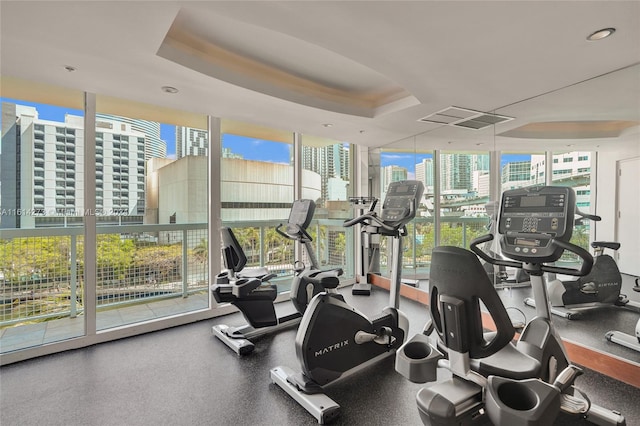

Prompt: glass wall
[
  {"left": 1, "top": 93, "right": 86, "bottom": 351},
  {"left": 301, "top": 135, "right": 354, "bottom": 280},
  {"left": 552, "top": 151, "right": 593, "bottom": 261},
  {"left": 94, "top": 96, "right": 211, "bottom": 330},
  {"left": 378, "top": 147, "right": 434, "bottom": 281},
  {"left": 438, "top": 151, "right": 490, "bottom": 250},
  {"left": 219, "top": 121, "right": 296, "bottom": 292}
]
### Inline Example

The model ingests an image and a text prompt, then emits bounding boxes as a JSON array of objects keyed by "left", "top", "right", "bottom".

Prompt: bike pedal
[{"left": 560, "top": 393, "right": 589, "bottom": 415}]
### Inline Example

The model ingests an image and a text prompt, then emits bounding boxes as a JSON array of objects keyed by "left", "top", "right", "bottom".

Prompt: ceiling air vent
[{"left": 418, "top": 106, "right": 514, "bottom": 130}]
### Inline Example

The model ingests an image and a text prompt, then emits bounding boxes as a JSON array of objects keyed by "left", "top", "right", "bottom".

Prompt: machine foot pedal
[{"left": 560, "top": 392, "right": 589, "bottom": 415}]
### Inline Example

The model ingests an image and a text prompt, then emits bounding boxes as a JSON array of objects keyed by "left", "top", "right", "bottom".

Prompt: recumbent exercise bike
[{"left": 211, "top": 199, "right": 342, "bottom": 355}]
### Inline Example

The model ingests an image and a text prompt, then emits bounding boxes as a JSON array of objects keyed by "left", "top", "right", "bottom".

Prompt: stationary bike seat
[{"left": 591, "top": 241, "right": 620, "bottom": 251}]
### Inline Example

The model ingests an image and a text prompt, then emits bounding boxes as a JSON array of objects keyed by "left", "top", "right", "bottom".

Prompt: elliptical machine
[
  {"left": 348, "top": 196, "right": 380, "bottom": 296},
  {"left": 524, "top": 209, "right": 640, "bottom": 319},
  {"left": 395, "top": 186, "right": 625, "bottom": 426},
  {"left": 211, "top": 199, "right": 342, "bottom": 355},
  {"left": 270, "top": 180, "right": 424, "bottom": 424}
]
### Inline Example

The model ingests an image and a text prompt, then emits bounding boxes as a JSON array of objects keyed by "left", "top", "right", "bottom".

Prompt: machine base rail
[
  {"left": 212, "top": 316, "right": 301, "bottom": 355},
  {"left": 270, "top": 365, "right": 340, "bottom": 424}
]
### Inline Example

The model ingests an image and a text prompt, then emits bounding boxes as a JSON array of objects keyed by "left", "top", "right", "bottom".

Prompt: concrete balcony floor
[{"left": 0, "top": 293, "right": 209, "bottom": 354}]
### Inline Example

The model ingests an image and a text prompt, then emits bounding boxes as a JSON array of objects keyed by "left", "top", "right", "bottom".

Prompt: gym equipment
[
  {"left": 211, "top": 199, "right": 342, "bottom": 355},
  {"left": 270, "top": 180, "right": 424, "bottom": 424},
  {"left": 348, "top": 196, "right": 379, "bottom": 296},
  {"left": 606, "top": 277, "right": 640, "bottom": 352},
  {"left": 482, "top": 201, "right": 529, "bottom": 288},
  {"left": 395, "top": 185, "right": 625, "bottom": 426},
  {"left": 524, "top": 209, "right": 640, "bottom": 319}
]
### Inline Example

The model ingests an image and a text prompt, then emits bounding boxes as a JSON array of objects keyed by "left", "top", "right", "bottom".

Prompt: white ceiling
[{"left": 1, "top": 1, "right": 639, "bottom": 151}]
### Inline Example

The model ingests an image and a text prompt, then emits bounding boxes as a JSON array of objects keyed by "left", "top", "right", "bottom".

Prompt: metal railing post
[
  {"left": 259, "top": 225, "right": 265, "bottom": 266},
  {"left": 70, "top": 235, "right": 77, "bottom": 318},
  {"left": 463, "top": 221, "right": 467, "bottom": 248},
  {"left": 182, "top": 229, "right": 188, "bottom": 298}
]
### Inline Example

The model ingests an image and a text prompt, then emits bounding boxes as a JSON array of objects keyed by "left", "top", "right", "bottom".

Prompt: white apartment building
[{"left": 1, "top": 102, "right": 147, "bottom": 228}]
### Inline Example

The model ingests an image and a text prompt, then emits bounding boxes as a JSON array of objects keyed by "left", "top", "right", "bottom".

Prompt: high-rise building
[
  {"left": 96, "top": 114, "right": 165, "bottom": 161},
  {"left": 472, "top": 154, "right": 490, "bottom": 172},
  {"left": 501, "top": 160, "right": 532, "bottom": 190},
  {"left": 1, "top": 102, "right": 146, "bottom": 228},
  {"left": 176, "top": 126, "right": 208, "bottom": 158},
  {"left": 301, "top": 144, "right": 350, "bottom": 204},
  {"left": 530, "top": 153, "right": 592, "bottom": 207},
  {"left": 380, "top": 165, "right": 408, "bottom": 201},
  {"left": 440, "top": 153, "right": 471, "bottom": 193},
  {"left": 415, "top": 158, "right": 434, "bottom": 194}
]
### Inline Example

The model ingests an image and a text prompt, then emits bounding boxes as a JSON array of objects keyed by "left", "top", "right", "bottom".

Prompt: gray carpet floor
[{"left": 1, "top": 287, "right": 638, "bottom": 426}]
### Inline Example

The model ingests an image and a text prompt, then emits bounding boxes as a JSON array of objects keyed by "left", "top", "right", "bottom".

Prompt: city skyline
[{"left": 3, "top": 99, "right": 532, "bottom": 168}]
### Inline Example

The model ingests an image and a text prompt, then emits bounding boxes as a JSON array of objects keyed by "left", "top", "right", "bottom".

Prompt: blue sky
[
  {"left": 2, "top": 98, "right": 530, "bottom": 166},
  {"left": 1, "top": 98, "right": 291, "bottom": 160}
]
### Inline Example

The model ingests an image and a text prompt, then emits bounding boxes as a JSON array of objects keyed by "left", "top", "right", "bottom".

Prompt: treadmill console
[
  {"left": 381, "top": 180, "right": 425, "bottom": 226},
  {"left": 498, "top": 186, "right": 576, "bottom": 263}
]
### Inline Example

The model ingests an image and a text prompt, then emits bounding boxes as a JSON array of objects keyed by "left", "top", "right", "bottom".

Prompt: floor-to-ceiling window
[
  {"left": 1, "top": 80, "right": 214, "bottom": 362},
  {"left": 552, "top": 151, "right": 593, "bottom": 262},
  {"left": 93, "top": 95, "right": 211, "bottom": 330},
  {"left": 378, "top": 146, "right": 433, "bottom": 281},
  {"left": 220, "top": 120, "right": 296, "bottom": 292},
  {"left": 438, "top": 151, "right": 490, "bottom": 250},
  {"left": 300, "top": 135, "right": 354, "bottom": 280},
  {"left": 1, "top": 92, "right": 86, "bottom": 353}
]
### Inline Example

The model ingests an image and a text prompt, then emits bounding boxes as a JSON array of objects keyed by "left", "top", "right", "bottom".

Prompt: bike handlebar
[
  {"left": 275, "top": 222, "right": 313, "bottom": 243},
  {"left": 343, "top": 211, "right": 397, "bottom": 232},
  {"left": 470, "top": 234, "right": 594, "bottom": 277},
  {"left": 575, "top": 207, "right": 601, "bottom": 223}
]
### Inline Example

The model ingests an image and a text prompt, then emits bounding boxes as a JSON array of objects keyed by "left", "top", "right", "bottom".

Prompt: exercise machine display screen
[
  {"left": 380, "top": 180, "right": 425, "bottom": 225},
  {"left": 498, "top": 186, "right": 576, "bottom": 263}
]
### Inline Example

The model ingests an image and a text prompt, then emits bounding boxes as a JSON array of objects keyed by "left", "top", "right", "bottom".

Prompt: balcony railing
[
  {"left": 0, "top": 224, "right": 209, "bottom": 327},
  {"left": 0, "top": 218, "right": 354, "bottom": 330},
  {"left": 1, "top": 213, "right": 514, "bottom": 328}
]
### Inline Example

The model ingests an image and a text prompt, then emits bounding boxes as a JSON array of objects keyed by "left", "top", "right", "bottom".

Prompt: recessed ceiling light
[
  {"left": 161, "top": 86, "right": 179, "bottom": 94},
  {"left": 322, "top": 123, "right": 333, "bottom": 128},
  {"left": 64, "top": 65, "right": 77, "bottom": 72},
  {"left": 587, "top": 28, "right": 616, "bottom": 41}
]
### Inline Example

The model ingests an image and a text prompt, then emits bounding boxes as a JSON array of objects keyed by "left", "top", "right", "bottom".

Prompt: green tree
[{"left": 192, "top": 238, "right": 208, "bottom": 264}]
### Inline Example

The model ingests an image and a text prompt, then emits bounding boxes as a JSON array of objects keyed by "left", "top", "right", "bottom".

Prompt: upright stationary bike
[
  {"left": 270, "top": 180, "right": 424, "bottom": 424},
  {"left": 211, "top": 199, "right": 342, "bottom": 355},
  {"left": 395, "top": 185, "right": 625, "bottom": 425}
]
